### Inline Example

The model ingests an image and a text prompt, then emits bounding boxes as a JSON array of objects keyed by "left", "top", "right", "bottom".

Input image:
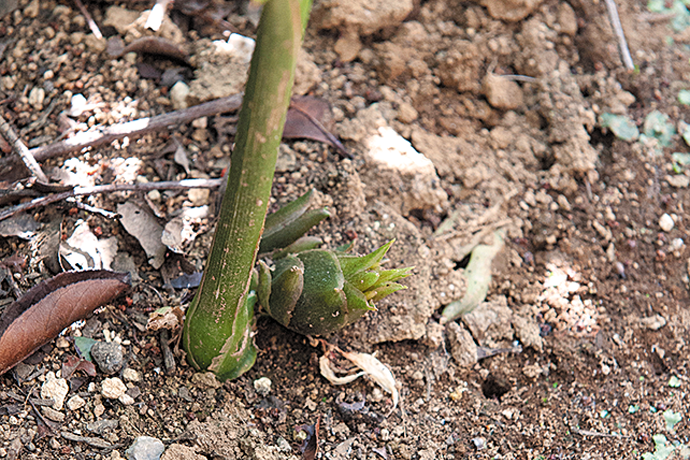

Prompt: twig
[
  {"left": 0, "top": 178, "right": 222, "bottom": 222},
  {"left": 0, "top": 114, "right": 49, "bottom": 183},
  {"left": 31, "top": 94, "right": 243, "bottom": 163},
  {"left": 159, "top": 329, "right": 176, "bottom": 373},
  {"left": 29, "top": 398, "right": 57, "bottom": 434},
  {"left": 72, "top": 0, "right": 102, "bottom": 39},
  {"left": 499, "top": 75, "right": 537, "bottom": 83},
  {"left": 64, "top": 198, "right": 120, "bottom": 219},
  {"left": 604, "top": 0, "right": 635, "bottom": 71},
  {"left": 20, "top": 97, "right": 60, "bottom": 137},
  {"left": 572, "top": 427, "right": 630, "bottom": 438},
  {"left": 0, "top": 94, "right": 244, "bottom": 180}
]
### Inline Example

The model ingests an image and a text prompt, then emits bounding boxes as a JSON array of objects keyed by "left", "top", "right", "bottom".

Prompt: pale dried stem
[
  {"left": 0, "top": 114, "right": 49, "bottom": 183},
  {"left": 0, "top": 95, "right": 243, "bottom": 180},
  {"left": 72, "top": 0, "right": 102, "bottom": 39},
  {"left": 0, "top": 178, "right": 221, "bottom": 222},
  {"left": 604, "top": 0, "right": 634, "bottom": 71}
]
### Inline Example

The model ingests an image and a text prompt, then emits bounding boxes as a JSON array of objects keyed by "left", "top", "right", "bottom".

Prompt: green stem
[{"left": 182, "top": 0, "right": 313, "bottom": 381}]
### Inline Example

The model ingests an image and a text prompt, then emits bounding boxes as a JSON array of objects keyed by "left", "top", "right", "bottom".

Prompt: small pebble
[
  {"left": 102, "top": 377, "right": 128, "bottom": 399},
  {"left": 169, "top": 81, "right": 190, "bottom": 110},
  {"left": 253, "top": 377, "right": 272, "bottom": 396},
  {"left": 92, "top": 341, "right": 125, "bottom": 374},
  {"left": 94, "top": 402, "right": 106, "bottom": 417},
  {"left": 42, "top": 406, "right": 65, "bottom": 422},
  {"left": 191, "top": 372, "right": 222, "bottom": 389},
  {"left": 659, "top": 213, "right": 674, "bottom": 232},
  {"left": 276, "top": 437, "right": 291, "bottom": 452},
  {"left": 87, "top": 419, "right": 119, "bottom": 434},
  {"left": 123, "top": 368, "right": 141, "bottom": 382},
  {"left": 14, "top": 363, "right": 34, "bottom": 380},
  {"left": 67, "top": 395, "right": 86, "bottom": 411},
  {"left": 24, "top": 0, "right": 39, "bottom": 18},
  {"left": 188, "top": 188, "right": 210, "bottom": 206},
  {"left": 41, "top": 375, "right": 69, "bottom": 410},
  {"left": 191, "top": 117, "right": 207, "bottom": 129},
  {"left": 472, "top": 437, "right": 486, "bottom": 450},
  {"left": 640, "top": 314, "right": 666, "bottom": 331},
  {"left": 126, "top": 436, "right": 165, "bottom": 460},
  {"left": 56, "top": 336, "right": 70, "bottom": 348},
  {"left": 670, "top": 238, "right": 684, "bottom": 252},
  {"left": 28, "top": 86, "right": 45, "bottom": 109},
  {"left": 119, "top": 393, "right": 135, "bottom": 406}
]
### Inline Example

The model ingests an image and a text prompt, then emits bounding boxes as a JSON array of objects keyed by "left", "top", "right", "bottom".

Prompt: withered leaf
[
  {"left": 297, "top": 417, "right": 320, "bottom": 460},
  {"left": 284, "top": 96, "right": 349, "bottom": 158},
  {"left": 62, "top": 355, "right": 97, "bottom": 379},
  {"left": 117, "top": 202, "right": 166, "bottom": 269},
  {"left": 0, "top": 270, "right": 130, "bottom": 376}
]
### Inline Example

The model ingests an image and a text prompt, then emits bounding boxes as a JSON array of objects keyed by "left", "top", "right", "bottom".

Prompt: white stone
[
  {"left": 253, "top": 377, "right": 272, "bottom": 396},
  {"left": 118, "top": 393, "right": 135, "bottom": 405},
  {"left": 101, "top": 377, "right": 127, "bottom": 399},
  {"left": 659, "top": 213, "right": 675, "bottom": 232},
  {"left": 122, "top": 368, "right": 141, "bottom": 382},
  {"left": 169, "top": 81, "right": 190, "bottom": 110},
  {"left": 28, "top": 86, "right": 45, "bottom": 109},
  {"left": 41, "top": 375, "right": 69, "bottom": 410},
  {"left": 66, "top": 395, "right": 86, "bottom": 411},
  {"left": 213, "top": 33, "right": 255, "bottom": 63}
]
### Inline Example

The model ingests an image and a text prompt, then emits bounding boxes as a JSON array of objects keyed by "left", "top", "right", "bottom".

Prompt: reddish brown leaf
[
  {"left": 297, "top": 416, "right": 320, "bottom": 460},
  {"left": 284, "top": 97, "right": 350, "bottom": 158},
  {"left": 62, "top": 354, "right": 97, "bottom": 379},
  {"left": 0, "top": 270, "right": 130, "bottom": 376}
]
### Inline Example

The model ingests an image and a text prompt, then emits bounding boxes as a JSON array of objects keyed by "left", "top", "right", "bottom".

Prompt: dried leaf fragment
[
  {"left": 297, "top": 417, "right": 320, "bottom": 460},
  {"left": 60, "top": 220, "right": 117, "bottom": 270},
  {"left": 118, "top": 202, "right": 166, "bottom": 269},
  {"left": 146, "top": 306, "right": 184, "bottom": 331},
  {"left": 441, "top": 229, "right": 505, "bottom": 322},
  {"left": 0, "top": 270, "right": 130, "bottom": 376},
  {"left": 284, "top": 96, "right": 349, "bottom": 157},
  {"left": 319, "top": 346, "right": 399, "bottom": 412}
]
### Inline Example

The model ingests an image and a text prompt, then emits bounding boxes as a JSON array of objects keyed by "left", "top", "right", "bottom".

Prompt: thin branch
[
  {"left": 499, "top": 75, "right": 537, "bottom": 83},
  {"left": 72, "top": 0, "right": 102, "bottom": 39},
  {"left": 572, "top": 427, "right": 630, "bottom": 438},
  {"left": 604, "top": 0, "right": 634, "bottom": 71},
  {"left": 0, "top": 114, "right": 49, "bottom": 183},
  {"left": 0, "top": 178, "right": 222, "bottom": 222},
  {"left": 31, "top": 94, "right": 243, "bottom": 163},
  {"left": 64, "top": 198, "right": 119, "bottom": 219}
]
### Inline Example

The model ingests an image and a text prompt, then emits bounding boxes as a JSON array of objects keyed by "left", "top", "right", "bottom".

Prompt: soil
[{"left": 1, "top": 0, "right": 690, "bottom": 459}]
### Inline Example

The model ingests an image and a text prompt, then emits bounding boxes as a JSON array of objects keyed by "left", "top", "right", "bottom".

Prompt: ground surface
[{"left": 1, "top": 0, "right": 690, "bottom": 458}]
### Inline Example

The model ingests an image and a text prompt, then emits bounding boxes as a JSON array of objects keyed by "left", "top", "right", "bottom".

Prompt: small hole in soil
[
  {"left": 589, "top": 128, "right": 615, "bottom": 152},
  {"left": 453, "top": 254, "right": 471, "bottom": 270},
  {"left": 482, "top": 374, "right": 511, "bottom": 399}
]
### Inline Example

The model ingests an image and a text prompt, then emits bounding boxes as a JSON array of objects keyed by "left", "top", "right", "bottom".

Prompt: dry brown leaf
[
  {"left": 117, "top": 202, "right": 166, "bottom": 269},
  {"left": 319, "top": 347, "right": 400, "bottom": 412},
  {"left": 146, "top": 306, "right": 184, "bottom": 331},
  {"left": 284, "top": 96, "right": 349, "bottom": 157},
  {"left": 0, "top": 270, "right": 130, "bottom": 376}
]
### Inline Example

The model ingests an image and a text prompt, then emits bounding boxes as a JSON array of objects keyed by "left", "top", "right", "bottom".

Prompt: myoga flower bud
[{"left": 257, "top": 240, "right": 412, "bottom": 335}]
